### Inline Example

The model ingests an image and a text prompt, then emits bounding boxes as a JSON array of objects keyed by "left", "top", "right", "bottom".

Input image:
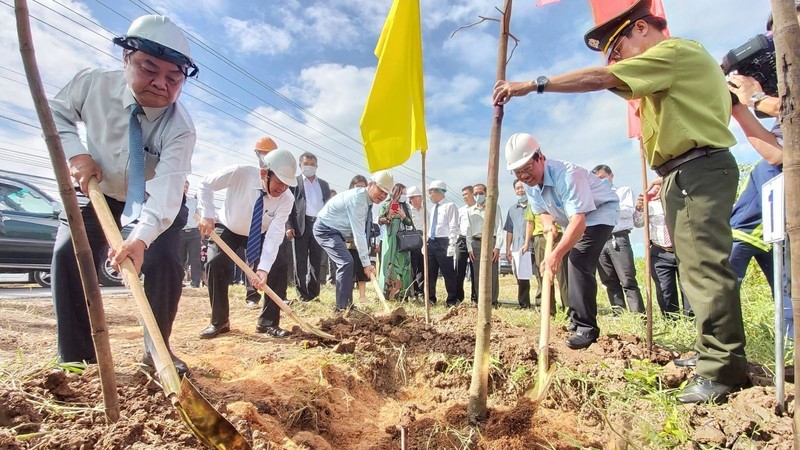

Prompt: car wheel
[
  {"left": 97, "top": 257, "right": 124, "bottom": 287},
  {"left": 33, "top": 270, "right": 51, "bottom": 288}
]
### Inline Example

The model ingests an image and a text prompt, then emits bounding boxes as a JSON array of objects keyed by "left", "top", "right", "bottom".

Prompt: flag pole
[
  {"left": 639, "top": 139, "right": 653, "bottom": 353},
  {"left": 421, "top": 152, "right": 431, "bottom": 323}
]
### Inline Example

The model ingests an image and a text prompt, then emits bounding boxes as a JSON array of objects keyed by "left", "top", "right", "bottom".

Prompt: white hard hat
[
  {"left": 260, "top": 149, "right": 298, "bottom": 187},
  {"left": 371, "top": 170, "right": 394, "bottom": 194},
  {"left": 113, "top": 15, "right": 198, "bottom": 77},
  {"left": 427, "top": 180, "right": 447, "bottom": 191},
  {"left": 406, "top": 186, "right": 421, "bottom": 197},
  {"left": 505, "top": 133, "right": 541, "bottom": 170}
]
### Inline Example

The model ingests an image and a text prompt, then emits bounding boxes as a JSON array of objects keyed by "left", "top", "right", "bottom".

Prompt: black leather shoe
[
  {"left": 674, "top": 355, "right": 698, "bottom": 367},
  {"left": 676, "top": 376, "right": 738, "bottom": 404},
  {"left": 565, "top": 331, "right": 598, "bottom": 350},
  {"left": 256, "top": 325, "right": 290, "bottom": 337},
  {"left": 142, "top": 352, "right": 190, "bottom": 377},
  {"left": 198, "top": 322, "right": 230, "bottom": 339}
]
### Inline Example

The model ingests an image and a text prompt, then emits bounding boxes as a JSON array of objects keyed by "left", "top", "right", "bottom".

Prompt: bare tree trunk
[
  {"left": 14, "top": 0, "right": 119, "bottom": 422},
  {"left": 421, "top": 152, "right": 430, "bottom": 323},
  {"left": 639, "top": 141, "right": 653, "bottom": 353},
  {"left": 467, "top": 0, "right": 511, "bottom": 423},
  {"left": 768, "top": 0, "right": 800, "bottom": 445}
]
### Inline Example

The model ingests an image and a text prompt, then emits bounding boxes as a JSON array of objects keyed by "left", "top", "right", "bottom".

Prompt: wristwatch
[
  {"left": 536, "top": 76, "right": 549, "bottom": 94},
  {"left": 749, "top": 92, "right": 768, "bottom": 108}
]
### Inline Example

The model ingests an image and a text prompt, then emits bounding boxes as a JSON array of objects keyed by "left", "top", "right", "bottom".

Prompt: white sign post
[{"left": 762, "top": 173, "right": 785, "bottom": 411}]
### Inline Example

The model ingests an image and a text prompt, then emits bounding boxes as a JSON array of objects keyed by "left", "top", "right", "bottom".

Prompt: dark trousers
[
  {"left": 649, "top": 244, "right": 692, "bottom": 316},
  {"left": 663, "top": 150, "right": 746, "bottom": 386},
  {"left": 294, "top": 216, "right": 323, "bottom": 300},
  {"left": 427, "top": 237, "right": 459, "bottom": 305},
  {"left": 729, "top": 239, "right": 774, "bottom": 293},
  {"left": 597, "top": 230, "right": 645, "bottom": 313},
  {"left": 179, "top": 228, "right": 202, "bottom": 287},
  {"left": 410, "top": 248, "right": 424, "bottom": 296},
  {"left": 470, "top": 239, "right": 498, "bottom": 305},
  {"left": 205, "top": 224, "right": 248, "bottom": 326},
  {"left": 52, "top": 193, "right": 187, "bottom": 363},
  {"left": 245, "top": 238, "right": 292, "bottom": 305},
  {"left": 514, "top": 251, "right": 534, "bottom": 308},
  {"left": 568, "top": 225, "right": 614, "bottom": 337},
  {"left": 256, "top": 244, "right": 289, "bottom": 328},
  {"left": 454, "top": 236, "right": 475, "bottom": 302},
  {"left": 313, "top": 221, "right": 354, "bottom": 310}
]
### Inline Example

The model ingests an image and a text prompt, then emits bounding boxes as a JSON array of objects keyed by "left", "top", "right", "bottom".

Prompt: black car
[{"left": 0, "top": 171, "right": 127, "bottom": 287}]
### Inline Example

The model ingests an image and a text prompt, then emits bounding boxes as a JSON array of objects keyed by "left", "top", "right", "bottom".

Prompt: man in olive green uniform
[{"left": 492, "top": 0, "right": 744, "bottom": 403}]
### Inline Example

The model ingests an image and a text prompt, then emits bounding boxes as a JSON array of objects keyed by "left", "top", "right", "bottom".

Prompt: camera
[{"left": 721, "top": 34, "right": 778, "bottom": 97}]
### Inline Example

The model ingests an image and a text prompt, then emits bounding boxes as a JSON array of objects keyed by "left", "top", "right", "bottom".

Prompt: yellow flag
[{"left": 360, "top": 0, "right": 428, "bottom": 172}]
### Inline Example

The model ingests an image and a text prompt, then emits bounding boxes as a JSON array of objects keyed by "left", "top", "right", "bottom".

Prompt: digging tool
[
  {"left": 88, "top": 180, "right": 251, "bottom": 450},
  {"left": 529, "top": 230, "right": 556, "bottom": 403},
  {"left": 369, "top": 273, "right": 393, "bottom": 313},
  {"left": 201, "top": 219, "right": 336, "bottom": 340}
]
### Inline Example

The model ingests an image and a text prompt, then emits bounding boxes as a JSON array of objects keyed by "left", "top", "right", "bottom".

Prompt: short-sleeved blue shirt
[{"left": 525, "top": 160, "right": 619, "bottom": 228}]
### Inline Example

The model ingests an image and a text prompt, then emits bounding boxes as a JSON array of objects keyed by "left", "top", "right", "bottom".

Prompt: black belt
[
  {"left": 651, "top": 242, "right": 674, "bottom": 253},
  {"left": 428, "top": 237, "right": 448, "bottom": 243},
  {"left": 305, "top": 215, "right": 317, "bottom": 223},
  {"left": 612, "top": 230, "right": 630, "bottom": 237},
  {"left": 654, "top": 147, "right": 728, "bottom": 177}
]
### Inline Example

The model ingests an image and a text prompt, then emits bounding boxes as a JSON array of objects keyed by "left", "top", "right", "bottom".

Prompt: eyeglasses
[{"left": 606, "top": 36, "right": 626, "bottom": 64}]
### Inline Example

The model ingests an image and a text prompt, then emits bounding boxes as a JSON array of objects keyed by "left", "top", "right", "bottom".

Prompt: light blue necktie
[
  {"left": 122, "top": 104, "right": 145, "bottom": 226},
  {"left": 246, "top": 191, "right": 265, "bottom": 264},
  {"left": 429, "top": 203, "right": 439, "bottom": 238}
]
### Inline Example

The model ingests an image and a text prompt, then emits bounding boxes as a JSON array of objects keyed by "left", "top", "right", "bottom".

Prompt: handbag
[{"left": 397, "top": 228, "right": 423, "bottom": 252}]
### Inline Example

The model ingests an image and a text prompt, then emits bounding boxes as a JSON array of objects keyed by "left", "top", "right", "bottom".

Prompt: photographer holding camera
[{"left": 726, "top": 4, "right": 797, "bottom": 339}]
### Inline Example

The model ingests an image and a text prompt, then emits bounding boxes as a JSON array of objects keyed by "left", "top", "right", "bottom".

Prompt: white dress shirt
[
  {"left": 184, "top": 196, "right": 199, "bottom": 229},
  {"left": 465, "top": 203, "right": 504, "bottom": 251},
  {"left": 428, "top": 200, "right": 459, "bottom": 255},
  {"left": 50, "top": 68, "right": 196, "bottom": 246},
  {"left": 458, "top": 205, "right": 470, "bottom": 236},
  {"left": 410, "top": 205, "right": 424, "bottom": 230},
  {"left": 303, "top": 176, "right": 324, "bottom": 217},
  {"left": 197, "top": 165, "right": 294, "bottom": 272},
  {"left": 633, "top": 199, "right": 672, "bottom": 248},
  {"left": 612, "top": 184, "right": 635, "bottom": 233}
]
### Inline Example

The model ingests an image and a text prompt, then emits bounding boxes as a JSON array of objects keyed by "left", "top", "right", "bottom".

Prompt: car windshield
[{"left": 0, "top": 185, "right": 52, "bottom": 214}]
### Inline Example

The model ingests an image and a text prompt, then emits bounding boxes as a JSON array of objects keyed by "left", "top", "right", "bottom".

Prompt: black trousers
[
  {"left": 256, "top": 242, "right": 289, "bottom": 328},
  {"left": 52, "top": 193, "right": 187, "bottom": 363},
  {"left": 454, "top": 236, "right": 475, "bottom": 302},
  {"left": 409, "top": 247, "right": 424, "bottom": 296},
  {"left": 650, "top": 244, "right": 692, "bottom": 316},
  {"left": 514, "top": 251, "right": 535, "bottom": 308},
  {"left": 427, "top": 237, "right": 459, "bottom": 305},
  {"left": 568, "top": 224, "right": 614, "bottom": 337},
  {"left": 179, "top": 228, "right": 202, "bottom": 287},
  {"left": 294, "top": 216, "right": 323, "bottom": 300},
  {"left": 597, "top": 230, "right": 645, "bottom": 313},
  {"left": 205, "top": 225, "right": 248, "bottom": 326}
]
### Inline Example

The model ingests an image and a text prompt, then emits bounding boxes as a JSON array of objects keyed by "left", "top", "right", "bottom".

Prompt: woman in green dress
[{"left": 378, "top": 183, "right": 413, "bottom": 300}]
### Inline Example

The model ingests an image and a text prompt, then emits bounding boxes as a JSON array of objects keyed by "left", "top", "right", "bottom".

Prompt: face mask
[
  {"left": 599, "top": 178, "right": 611, "bottom": 187},
  {"left": 301, "top": 165, "right": 316, "bottom": 177},
  {"left": 398, "top": 195, "right": 407, "bottom": 203},
  {"left": 516, "top": 194, "right": 527, "bottom": 204},
  {"left": 475, "top": 194, "right": 486, "bottom": 204}
]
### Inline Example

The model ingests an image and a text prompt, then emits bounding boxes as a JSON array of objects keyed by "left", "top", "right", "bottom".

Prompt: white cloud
[{"left": 221, "top": 17, "right": 292, "bottom": 55}]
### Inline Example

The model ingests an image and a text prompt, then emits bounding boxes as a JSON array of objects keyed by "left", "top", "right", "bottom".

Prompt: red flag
[{"left": 587, "top": 0, "right": 669, "bottom": 138}]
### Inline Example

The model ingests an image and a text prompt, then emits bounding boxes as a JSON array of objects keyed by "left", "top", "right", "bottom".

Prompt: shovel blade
[
  {"left": 175, "top": 377, "right": 252, "bottom": 450},
  {"left": 526, "top": 366, "right": 556, "bottom": 405}
]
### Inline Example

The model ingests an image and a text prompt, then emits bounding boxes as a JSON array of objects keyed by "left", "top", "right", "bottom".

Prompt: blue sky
[{"left": 0, "top": 0, "right": 773, "bottom": 217}]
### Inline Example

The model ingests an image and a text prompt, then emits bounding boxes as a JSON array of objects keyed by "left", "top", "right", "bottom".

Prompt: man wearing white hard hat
[
  {"left": 197, "top": 149, "right": 297, "bottom": 339},
  {"left": 426, "top": 180, "right": 460, "bottom": 306},
  {"left": 49, "top": 15, "right": 198, "bottom": 374},
  {"left": 314, "top": 171, "right": 393, "bottom": 313},
  {"left": 406, "top": 186, "right": 425, "bottom": 298},
  {"left": 505, "top": 133, "right": 619, "bottom": 350}
]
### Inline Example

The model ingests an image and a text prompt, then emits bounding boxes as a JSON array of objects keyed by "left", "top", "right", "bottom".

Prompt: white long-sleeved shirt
[
  {"left": 428, "top": 200, "right": 459, "bottom": 254},
  {"left": 633, "top": 198, "right": 672, "bottom": 248},
  {"left": 465, "top": 203, "right": 504, "bottom": 251},
  {"left": 317, "top": 187, "right": 373, "bottom": 266},
  {"left": 197, "top": 165, "right": 293, "bottom": 272},
  {"left": 303, "top": 175, "right": 324, "bottom": 217},
  {"left": 49, "top": 68, "right": 195, "bottom": 246},
  {"left": 611, "top": 184, "right": 635, "bottom": 233},
  {"left": 410, "top": 205, "right": 424, "bottom": 230},
  {"left": 458, "top": 205, "right": 470, "bottom": 236}
]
